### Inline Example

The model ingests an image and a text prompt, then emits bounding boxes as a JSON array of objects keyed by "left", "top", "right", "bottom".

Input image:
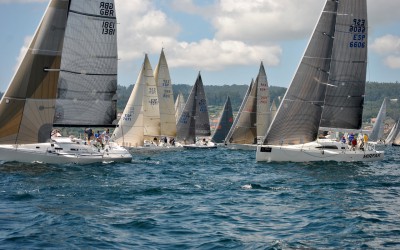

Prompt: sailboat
[
  {"left": 112, "top": 54, "right": 150, "bottom": 148},
  {"left": 176, "top": 72, "right": 216, "bottom": 149},
  {"left": 384, "top": 119, "right": 400, "bottom": 146},
  {"left": 368, "top": 98, "right": 387, "bottom": 144},
  {"left": 224, "top": 62, "right": 272, "bottom": 150},
  {"left": 175, "top": 92, "right": 186, "bottom": 123},
  {"left": 211, "top": 96, "right": 234, "bottom": 143},
  {"left": 154, "top": 49, "right": 179, "bottom": 147},
  {"left": 256, "top": 0, "right": 384, "bottom": 162},
  {"left": 0, "top": 0, "right": 132, "bottom": 164}
]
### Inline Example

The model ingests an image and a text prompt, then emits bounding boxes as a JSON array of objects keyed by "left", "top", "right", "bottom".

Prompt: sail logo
[
  {"left": 199, "top": 99, "right": 207, "bottom": 112},
  {"left": 100, "top": 2, "right": 114, "bottom": 17},
  {"left": 363, "top": 153, "right": 381, "bottom": 159}
]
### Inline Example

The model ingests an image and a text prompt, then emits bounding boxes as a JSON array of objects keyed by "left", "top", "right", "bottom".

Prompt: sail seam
[
  {"left": 69, "top": 9, "right": 116, "bottom": 20},
  {"left": 60, "top": 69, "right": 117, "bottom": 76}
]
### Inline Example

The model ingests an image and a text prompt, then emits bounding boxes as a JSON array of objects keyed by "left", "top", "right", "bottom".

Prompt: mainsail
[
  {"left": 142, "top": 55, "right": 161, "bottom": 139},
  {"left": 211, "top": 96, "right": 233, "bottom": 143},
  {"left": 176, "top": 73, "right": 211, "bottom": 144},
  {"left": 263, "top": 0, "right": 367, "bottom": 145},
  {"left": 112, "top": 58, "right": 146, "bottom": 147},
  {"left": 255, "top": 62, "right": 271, "bottom": 138},
  {"left": 154, "top": 49, "right": 176, "bottom": 137},
  {"left": 369, "top": 98, "right": 387, "bottom": 142},
  {"left": 225, "top": 80, "right": 255, "bottom": 144},
  {"left": 0, "top": 0, "right": 69, "bottom": 144},
  {"left": 175, "top": 92, "right": 185, "bottom": 123},
  {"left": 385, "top": 119, "right": 400, "bottom": 145},
  {"left": 54, "top": 0, "right": 118, "bottom": 127}
]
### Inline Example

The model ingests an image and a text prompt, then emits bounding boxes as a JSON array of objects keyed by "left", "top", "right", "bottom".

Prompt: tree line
[{"left": 0, "top": 81, "right": 398, "bottom": 123}]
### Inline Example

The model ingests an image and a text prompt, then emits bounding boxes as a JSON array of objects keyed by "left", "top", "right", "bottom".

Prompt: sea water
[{"left": 1, "top": 146, "right": 400, "bottom": 249}]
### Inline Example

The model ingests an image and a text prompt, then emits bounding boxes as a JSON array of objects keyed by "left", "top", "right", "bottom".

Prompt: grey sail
[
  {"left": 226, "top": 79, "right": 257, "bottom": 144},
  {"left": 369, "top": 98, "right": 387, "bottom": 142},
  {"left": 263, "top": 0, "right": 368, "bottom": 145},
  {"left": 54, "top": 0, "right": 118, "bottom": 127},
  {"left": 211, "top": 96, "right": 233, "bottom": 143},
  {"left": 320, "top": 0, "right": 368, "bottom": 129},
  {"left": 176, "top": 73, "right": 211, "bottom": 144},
  {"left": 0, "top": 0, "right": 69, "bottom": 144}
]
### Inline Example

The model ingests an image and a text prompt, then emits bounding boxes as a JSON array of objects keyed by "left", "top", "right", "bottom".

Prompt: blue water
[{"left": 1, "top": 147, "right": 400, "bottom": 249}]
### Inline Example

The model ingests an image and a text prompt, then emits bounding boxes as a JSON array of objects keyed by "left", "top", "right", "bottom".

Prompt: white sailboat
[
  {"left": 113, "top": 56, "right": 146, "bottom": 148},
  {"left": 176, "top": 72, "right": 216, "bottom": 149},
  {"left": 0, "top": 0, "right": 132, "bottom": 164},
  {"left": 154, "top": 49, "right": 180, "bottom": 148},
  {"left": 368, "top": 98, "right": 387, "bottom": 144},
  {"left": 224, "top": 62, "right": 272, "bottom": 150},
  {"left": 384, "top": 119, "right": 400, "bottom": 146},
  {"left": 256, "top": 0, "right": 384, "bottom": 162},
  {"left": 175, "top": 92, "right": 186, "bottom": 124}
]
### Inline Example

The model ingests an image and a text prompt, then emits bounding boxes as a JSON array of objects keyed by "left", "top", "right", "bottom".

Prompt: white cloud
[
  {"left": 371, "top": 35, "right": 400, "bottom": 69},
  {"left": 115, "top": 0, "right": 282, "bottom": 73},
  {"left": 370, "top": 35, "right": 400, "bottom": 55},
  {"left": 384, "top": 56, "right": 400, "bottom": 69}
]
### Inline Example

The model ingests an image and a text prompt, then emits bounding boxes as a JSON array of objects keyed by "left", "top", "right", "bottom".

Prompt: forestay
[{"left": 54, "top": 0, "right": 118, "bottom": 127}]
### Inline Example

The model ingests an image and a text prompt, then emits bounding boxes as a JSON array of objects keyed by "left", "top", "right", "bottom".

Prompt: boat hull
[
  {"left": 183, "top": 145, "right": 217, "bottom": 149},
  {"left": 256, "top": 140, "right": 384, "bottom": 162},
  {"left": 225, "top": 143, "right": 257, "bottom": 151},
  {"left": 0, "top": 139, "right": 132, "bottom": 165}
]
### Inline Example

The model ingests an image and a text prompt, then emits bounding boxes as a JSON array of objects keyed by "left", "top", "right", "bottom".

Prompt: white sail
[
  {"left": 112, "top": 59, "right": 146, "bottom": 147},
  {"left": 175, "top": 92, "right": 185, "bottom": 123},
  {"left": 142, "top": 55, "right": 161, "bottom": 139},
  {"left": 154, "top": 49, "right": 176, "bottom": 137},
  {"left": 369, "top": 98, "right": 387, "bottom": 142},
  {"left": 256, "top": 62, "right": 271, "bottom": 138},
  {"left": 385, "top": 119, "right": 400, "bottom": 145}
]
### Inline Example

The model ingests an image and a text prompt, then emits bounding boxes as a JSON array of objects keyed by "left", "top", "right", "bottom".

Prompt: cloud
[
  {"left": 115, "top": 0, "right": 282, "bottom": 72},
  {"left": 371, "top": 35, "right": 400, "bottom": 69}
]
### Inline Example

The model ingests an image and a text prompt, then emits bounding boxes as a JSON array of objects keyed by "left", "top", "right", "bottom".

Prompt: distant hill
[{"left": 0, "top": 81, "right": 399, "bottom": 123}]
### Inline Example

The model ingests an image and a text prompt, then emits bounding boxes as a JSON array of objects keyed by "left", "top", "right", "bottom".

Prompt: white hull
[
  {"left": 256, "top": 139, "right": 384, "bottom": 162},
  {"left": 128, "top": 142, "right": 183, "bottom": 152},
  {"left": 0, "top": 137, "right": 132, "bottom": 165},
  {"left": 225, "top": 143, "right": 257, "bottom": 151},
  {"left": 183, "top": 141, "right": 217, "bottom": 149}
]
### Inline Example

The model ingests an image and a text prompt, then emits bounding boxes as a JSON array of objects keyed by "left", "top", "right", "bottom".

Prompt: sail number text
[
  {"left": 349, "top": 18, "right": 366, "bottom": 48},
  {"left": 100, "top": 2, "right": 114, "bottom": 17},
  {"left": 102, "top": 21, "right": 115, "bottom": 35}
]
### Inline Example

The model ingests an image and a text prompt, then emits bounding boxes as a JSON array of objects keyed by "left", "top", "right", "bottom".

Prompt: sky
[{"left": 0, "top": 0, "right": 399, "bottom": 92}]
